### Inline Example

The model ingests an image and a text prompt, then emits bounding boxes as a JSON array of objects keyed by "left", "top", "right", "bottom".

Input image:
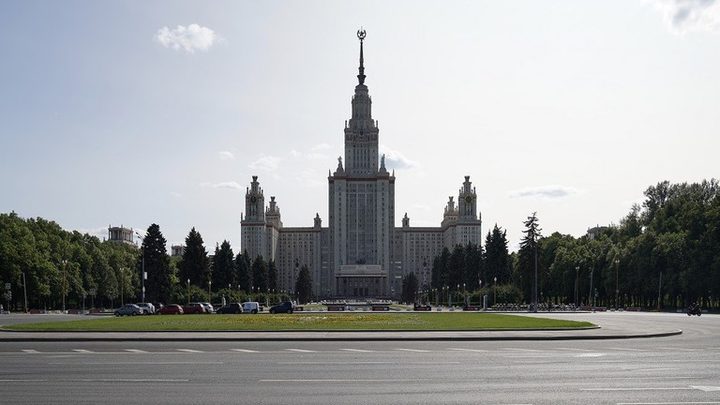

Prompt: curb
[{"left": 0, "top": 329, "right": 682, "bottom": 342}]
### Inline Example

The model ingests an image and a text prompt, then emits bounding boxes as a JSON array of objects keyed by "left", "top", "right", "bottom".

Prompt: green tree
[
  {"left": 268, "top": 260, "right": 278, "bottom": 292},
  {"left": 518, "top": 212, "right": 541, "bottom": 306},
  {"left": 139, "top": 224, "right": 171, "bottom": 303},
  {"left": 212, "top": 240, "right": 235, "bottom": 290},
  {"left": 251, "top": 256, "right": 268, "bottom": 293},
  {"left": 484, "top": 224, "right": 511, "bottom": 283},
  {"left": 295, "top": 265, "right": 312, "bottom": 304},
  {"left": 235, "top": 251, "right": 251, "bottom": 292},
  {"left": 179, "top": 227, "right": 210, "bottom": 289},
  {"left": 401, "top": 272, "right": 419, "bottom": 304}
]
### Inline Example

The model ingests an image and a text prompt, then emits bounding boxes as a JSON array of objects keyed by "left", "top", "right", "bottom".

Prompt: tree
[
  {"left": 295, "top": 265, "right": 312, "bottom": 304},
  {"left": 267, "top": 260, "right": 278, "bottom": 292},
  {"left": 235, "top": 251, "right": 251, "bottom": 292},
  {"left": 212, "top": 240, "right": 235, "bottom": 290},
  {"left": 484, "top": 224, "right": 510, "bottom": 283},
  {"left": 518, "top": 212, "right": 541, "bottom": 308},
  {"left": 139, "top": 224, "right": 171, "bottom": 304},
  {"left": 401, "top": 272, "right": 419, "bottom": 304},
  {"left": 179, "top": 227, "right": 210, "bottom": 288},
  {"left": 251, "top": 256, "right": 268, "bottom": 293}
]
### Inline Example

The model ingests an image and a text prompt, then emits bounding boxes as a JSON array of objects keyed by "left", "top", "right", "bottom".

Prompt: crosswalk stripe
[
  {"left": 395, "top": 348, "right": 430, "bottom": 353},
  {"left": 231, "top": 349, "right": 259, "bottom": 353},
  {"left": 73, "top": 349, "right": 93, "bottom": 353},
  {"left": 286, "top": 349, "right": 316, "bottom": 353},
  {"left": 22, "top": 349, "right": 40, "bottom": 354},
  {"left": 340, "top": 349, "right": 374, "bottom": 353},
  {"left": 448, "top": 348, "right": 488, "bottom": 353},
  {"left": 177, "top": 349, "right": 203, "bottom": 353},
  {"left": 124, "top": 349, "right": 148, "bottom": 353}
]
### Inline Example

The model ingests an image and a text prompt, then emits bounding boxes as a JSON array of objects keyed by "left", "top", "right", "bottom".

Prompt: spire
[{"left": 357, "top": 28, "right": 366, "bottom": 85}]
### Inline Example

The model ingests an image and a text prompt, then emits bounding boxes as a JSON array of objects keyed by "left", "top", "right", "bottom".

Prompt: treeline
[
  {"left": 0, "top": 215, "right": 313, "bottom": 311},
  {"left": 428, "top": 179, "right": 720, "bottom": 310}
]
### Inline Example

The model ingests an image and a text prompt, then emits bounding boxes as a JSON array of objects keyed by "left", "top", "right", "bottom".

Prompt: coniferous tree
[
  {"left": 212, "top": 240, "right": 235, "bottom": 290},
  {"left": 295, "top": 265, "right": 313, "bottom": 304},
  {"left": 179, "top": 228, "right": 210, "bottom": 288},
  {"left": 139, "top": 224, "right": 171, "bottom": 303},
  {"left": 485, "top": 224, "right": 511, "bottom": 283},
  {"left": 235, "top": 251, "right": 251, "bottom": 292},
  {"left": 251, "top": 256, "right": 268, "bottom": 293},
  {"left": 518, "top": 213, "right": 542, "bottom": 307},
  {"left": 431, "top": 247, "right": 450, "bottom": 289},
  {"left": 267, "top": 260, "right": 278, "bottom": 292},
  {"left": 401, "top": 272, "right": 419, "bottom": 304}
]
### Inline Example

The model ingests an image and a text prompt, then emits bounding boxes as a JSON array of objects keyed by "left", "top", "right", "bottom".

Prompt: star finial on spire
[{"left": 357, "top": 28, "right": 366, "bottom": 85}]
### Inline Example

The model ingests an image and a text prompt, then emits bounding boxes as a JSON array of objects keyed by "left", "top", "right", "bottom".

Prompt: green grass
[{"left": 5, "top": 313, "right": 594, "bottom": 332}]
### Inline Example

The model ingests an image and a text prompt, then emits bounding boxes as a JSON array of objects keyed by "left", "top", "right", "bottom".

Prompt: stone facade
[{"left": 240, "top": 33, "right": 481, "bottom": 299}]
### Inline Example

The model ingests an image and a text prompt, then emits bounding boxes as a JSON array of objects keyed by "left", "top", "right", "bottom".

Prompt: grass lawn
[{"left": 5, "top": 312, "right": 594, "bottom": 332}]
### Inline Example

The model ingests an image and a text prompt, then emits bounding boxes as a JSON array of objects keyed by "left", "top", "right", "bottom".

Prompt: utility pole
[
  {"left": 588, "top": 266, "right": 594, "bottom": 310},
  {"left": 657, "top": 271, "right": 662, "bottom": 311},
  {"left": 574, "top": 266, "right": 579, "bottom": 308},
  {"left": 22, "top": 272, "right": 28, "bottom": 313}
]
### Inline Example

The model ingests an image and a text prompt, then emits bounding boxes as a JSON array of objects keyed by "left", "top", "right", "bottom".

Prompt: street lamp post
[
  {"left": 493, "top": 276, "right": 497, "bottom": 307},
  {"left": 136, "top": 231, "right": 146, "bottom": 304},
  {"left": 61, "top": 259, "right": 67, "bottom": 312},
  {"left": 588, "top": 266, "right": 594, "bottom": 310},
  {"left": 120, "top": 267, "right": 124, "bottom": 306},
  {"left": 614, "top": 259, "right": 620, "bottom": 310},
  {"left": 208, "top": 280, "right": 212, "bottom": 303},
  {"left": 186, "top": 279, "right": 190, "bottom": 305},
  {"left": 574, "top": 266, "right": 579, "bottom": 308}
]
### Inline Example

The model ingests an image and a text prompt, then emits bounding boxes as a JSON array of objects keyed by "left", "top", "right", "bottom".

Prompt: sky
[{"left": 1, "top": 0, "right": 719, "bottom": 252}]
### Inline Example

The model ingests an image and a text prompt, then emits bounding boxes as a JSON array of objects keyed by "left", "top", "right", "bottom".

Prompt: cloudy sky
[{"left": 1, "top": 1, "right": 718, "bottom": 251}]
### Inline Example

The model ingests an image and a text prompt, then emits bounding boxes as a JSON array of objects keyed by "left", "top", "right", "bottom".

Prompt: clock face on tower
[
  {"left": 465, "top": 195, "right": 473, "bottom": 204},
  {"left": 250, "top": 196, "right": 257, "bottom": 203}
]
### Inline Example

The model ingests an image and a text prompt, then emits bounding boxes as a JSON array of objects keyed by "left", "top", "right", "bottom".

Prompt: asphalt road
[{"left": 0, "top": 312, "right": 718, "bottom": 404}]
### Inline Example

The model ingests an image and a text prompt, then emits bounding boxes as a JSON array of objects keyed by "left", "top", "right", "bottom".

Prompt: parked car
[
  {"left": 216, "top": 303, "right": 243, "bottom": 314},
  {"left": 114, "top": 304, "right": 143, "bottom": 317},
  {"left": 159, "top": 304, "right": 183, "bottom": 315},
  {"left": 269, "top": 301, "right": 294, "bottom": 314},
  {"left": 136, "top": 302, "right": 156, "bottom": 315},
  {"left": 242, "top": 301, "right": 260, "bottom": 314},
  {"left": 183, "top": 302, "right": 207, "bottom": 314},
  {"left": 201, "top": 302, "right": 214, "bottom": 313}
]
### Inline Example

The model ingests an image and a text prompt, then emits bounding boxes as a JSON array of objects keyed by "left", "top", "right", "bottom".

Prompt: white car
[
  {"left": 201, "top": 302, "right": 214, "bottom": 313},
  {"left": 242, "top": 302, "right": 260, "bottom": 314},
  {"left": 136, "top": 302, "right": 156, "bottom": 315}
]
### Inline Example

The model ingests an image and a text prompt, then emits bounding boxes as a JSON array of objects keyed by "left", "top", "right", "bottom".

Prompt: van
[{"left": 242, "top": 301, "right": 260, "bottom": 314}]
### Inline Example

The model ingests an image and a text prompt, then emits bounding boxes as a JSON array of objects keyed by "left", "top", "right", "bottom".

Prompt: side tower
[
  {"left": 241, "top": 176, "right": 267, "bottom": 261},
  {"left": 328, "top": 30, "right": 395, "bottom": 298}
]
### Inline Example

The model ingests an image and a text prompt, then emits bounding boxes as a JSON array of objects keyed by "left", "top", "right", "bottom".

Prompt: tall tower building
[
  {"left": 239, "top": 30, "right": 482, "bottom": 299},
  {"left": 328, "top": 29, "right": 394, "bottom": 297}
]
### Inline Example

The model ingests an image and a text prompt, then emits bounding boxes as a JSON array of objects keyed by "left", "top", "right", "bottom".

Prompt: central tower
[{"left": 328, "top": 30, "right": 395, "bottom": 297}]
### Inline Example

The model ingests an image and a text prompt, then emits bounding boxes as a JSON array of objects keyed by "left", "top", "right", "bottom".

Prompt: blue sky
[{"left": 1, "top": 1, "right": 719, "bottom": 251}]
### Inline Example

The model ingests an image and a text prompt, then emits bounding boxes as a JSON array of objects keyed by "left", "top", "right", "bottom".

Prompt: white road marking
[
  {"left": 124, "top": 349, "right": 148, "bottom": 353},
  {"left": 0, "top": 379, "right": 48, "bottom": 382},
  {"left": 395, "top": 348, "right": 430, "bottom": 353},
  {"left": 48, "top": 361, "right": 223, "bottom": 365},
  {"left": 448, "top": 348, "right": 488, "bottom": 353},
  {"left": 176, "top": 349, "right": 203, "bottom": 353},
  {"left": 285, "top": 349, "right": 316, "bottom": 353},
  {"left": 609, "top": 347, "right": 645, "bottom": 352},
  {"left": 617, "top": 402, "right": 720, "bottom": 405},
  {"left": 690, "top": 386, "right": 720, "bottom": 392},
  {"left": 582, "top": 388, "right": 694, "bottom": 392},
  {"left": 231, "top": 349, "right": 259, "bottom": 353},
  {"left": 76, "top": 379, "right": 188, "bottom": 383},
  {"left": 260, "top": 379, "right": 431, "bottom": 383},
  {"left": 504, "top": 348, "right": 541, "bottom": 352},
  {"left": 72, "top": 349, "right": 93, "bottom": 353},
  {"left": 340, "top": 349, "right": 374, "bottom": 353},
  {"left": 22, "top": 349, "right": 40, "bottom": 354},
  {"left": 557, "top": 348, "right": 593, "bottom": 352},
  {"left": 278, "top": 361, "right": 460, "bottom": 365},
  {"left": 574, "top": 353, "right": 606, "bottom": 358}
]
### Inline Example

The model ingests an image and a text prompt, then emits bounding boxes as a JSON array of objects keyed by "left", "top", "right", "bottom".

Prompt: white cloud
[
  {"left": 170, "top": 191, "right": 182, "bottom": 198},
  {"left": 200, "top": 181, "right": 243, "bottom": 190},
  {"left": 218, "top": 151, "right": 235, "bottom": 160},
  {"left": 649, "top": 0, "right": 720, "bottom": 33},
  {"left": 248, "top": 154, "right": 282, "bottom": 171},
  {"left": 155, "top": 24, "right": 219, "bottom": 53},
  {"left": 509, "top": 185, "right": 579, "bottom": 199},
  {"left": 380, "top": 145, "right": 418, "bottom": 170},
  {"left": 311, "top": 143, "right": 332, "bottom": 151}
]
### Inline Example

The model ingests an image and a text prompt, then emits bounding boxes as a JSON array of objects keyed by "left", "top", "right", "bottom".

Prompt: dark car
[
  {"left": 114, "top": 304, "right": 143, "bottom": 317},
  {"left": 269, "top": 301, "right": 294, "bottom": 314},
  {"left": 216, "top": 303, "right": 243, "bottom": 314},
  {"left": 159, "top": 304, "right": 184, "bottom": 315},
  {"left": 183, "top": 302, "right": 207, "bottom": 314}
]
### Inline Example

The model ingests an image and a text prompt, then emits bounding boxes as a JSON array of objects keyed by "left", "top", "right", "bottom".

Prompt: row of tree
[
  {"left": 425, "top": 179, "right": 720, "bottom": 310},
  {"left": 0, "top": 215, "right": 314, "bottom": 311}
]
